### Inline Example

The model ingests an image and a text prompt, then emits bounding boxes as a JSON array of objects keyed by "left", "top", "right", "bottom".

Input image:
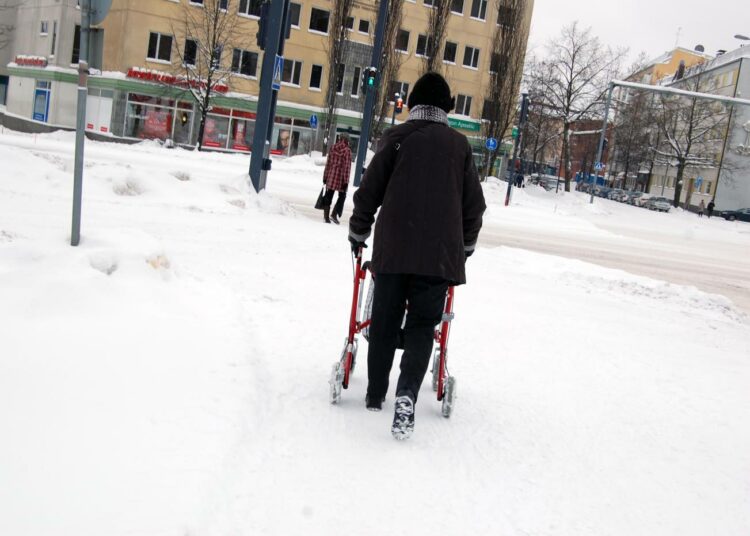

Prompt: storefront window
[{"left": 202, "top": 108, "right": 231, "bottom": 148}]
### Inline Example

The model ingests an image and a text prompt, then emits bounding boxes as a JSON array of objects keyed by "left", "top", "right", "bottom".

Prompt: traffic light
[
  {"left": 362, "top": 67, "right": 377, "bottom": 91},
  {"left": 395, "top": 93, "right": 403, "bottom": 114},
  {"left": 257, "top": 2, "right": 269, "bottom": 50}
]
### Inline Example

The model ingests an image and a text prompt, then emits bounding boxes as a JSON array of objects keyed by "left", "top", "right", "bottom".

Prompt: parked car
[
  {"left": 540, "top": 178, "right": 560, "bottom": 191},
  {"left": 634, "top": 193, "right": 652, "bottom": 207},
  {"left": 644, "top": 196, "right": 672, "bottom": 212},
  {"left": 721, "top": 208, "right": 750, "bottom": 222},
  {"left": 627, "top": 191, "right": 645, "bottom": 205},
  {"left": 595, "top": 186, "right": 612, "bottom": 198},
  {"left": 608, "top": 189, "right": 628, "bottom": 202}
]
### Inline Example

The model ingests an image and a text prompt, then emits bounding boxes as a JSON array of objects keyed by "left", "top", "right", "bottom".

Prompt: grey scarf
[{"left": 407, "top": 105, "right": 449, "bottom": 125}]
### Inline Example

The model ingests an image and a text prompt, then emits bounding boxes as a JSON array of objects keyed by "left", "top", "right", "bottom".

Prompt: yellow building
[{"left": 3, "top": 0, "right": 533, "bottom": 156}]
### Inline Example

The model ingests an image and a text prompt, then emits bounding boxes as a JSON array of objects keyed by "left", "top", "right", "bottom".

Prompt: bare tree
[
  {"left": 653, "top": 65, "right": 734, "bottom": 207},
  {"left": 421, "top": 0, "right": 451, "bottom": 74},
  {"left": 522, "top": 58, "right": 562, "bottom": 176},
  {"left": 370, "top": 0, "right": 405, "bottom": 141},
  {"left": 480, "top": 0, "right": 531, "bottom": 180},
  {"left": 0, "top": 0, "right": 17, "bottom": 51},
  {"left": 611, "top": 88, "right": 654, "bottom": 188},
  {"left": 171, "top": 0, "right": 244, "bottom": 151},
  {"left": 531, "top": 22, "right": 626, "bottom": 191},
  {"left": 322, "top": 0, "right": 355, "bottom": 156}
]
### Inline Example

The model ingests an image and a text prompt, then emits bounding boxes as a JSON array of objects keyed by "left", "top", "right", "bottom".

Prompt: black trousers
[
  {"left": 366, "top": 273, "right": 449, "bottom": 402},
  {"left": 322, "top": 189, "right": 346, "bottom": 217}
]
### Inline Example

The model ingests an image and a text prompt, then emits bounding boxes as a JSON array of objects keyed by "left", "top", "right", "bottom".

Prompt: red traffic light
[{"left": 395, "top": 96, "right": 403, "bottom": 113}]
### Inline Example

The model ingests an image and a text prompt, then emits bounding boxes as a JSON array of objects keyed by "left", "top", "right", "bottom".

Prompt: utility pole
[
  {"left": 249, "top": 0, "right": 291, "bottom": 193},
  {"left": 352, "top": 0, "right": 390, "bottom": 187},
  {"left": 70, "top": 0, "right": 91, "bottom": 246},
  {"left": 504, "top": 92, "right": 529, "bottom": 206}
]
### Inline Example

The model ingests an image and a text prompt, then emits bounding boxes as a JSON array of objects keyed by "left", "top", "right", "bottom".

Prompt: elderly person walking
[
  {"left": 348, "top": 72, "right": 486, "bottom": 440},
  {"left": 321, "top": 134, "right": 353, "bottom": 224}
]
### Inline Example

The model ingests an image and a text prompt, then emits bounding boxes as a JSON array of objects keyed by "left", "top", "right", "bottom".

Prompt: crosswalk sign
[{"left": 272, "top": 55, "right": 283, "bottom": 91}]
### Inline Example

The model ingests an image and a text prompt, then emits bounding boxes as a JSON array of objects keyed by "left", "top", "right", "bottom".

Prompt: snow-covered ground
[{"left": 1, "top": 128, "right": 749, "bottom": 536}]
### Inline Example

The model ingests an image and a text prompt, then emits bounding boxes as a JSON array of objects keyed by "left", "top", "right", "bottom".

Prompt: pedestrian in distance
[
  {"left": 348, "top": 71, "right": 486, "bottom": 440},
  {"left": 707, "top": 199, "right": 715, "bottom": 218},
  {"left": 321, "top": 134, "right": 352, "bottom": 224},
  {"left": 698, "top": 199, "right": 705, "bottom": 218}
]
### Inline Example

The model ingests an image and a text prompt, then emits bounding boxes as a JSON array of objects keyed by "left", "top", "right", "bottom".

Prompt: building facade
[{"left": 1, "top": 0, "right": 534, "bottom": 159}]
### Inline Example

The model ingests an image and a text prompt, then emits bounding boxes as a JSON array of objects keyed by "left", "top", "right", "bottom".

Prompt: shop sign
[
  {"left": 448, "top": 117, "right": 481, "bottom": 132},
  {"left": 126, "top": 67, "right": 229, "bottom": 93},
  {"left": 15, "top": 55, "right": 48, "bottom": 68}
]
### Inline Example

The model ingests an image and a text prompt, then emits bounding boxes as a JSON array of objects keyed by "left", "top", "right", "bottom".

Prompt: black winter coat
[{"left": 349, "top": 120, "right": 486, "bottom": 285}]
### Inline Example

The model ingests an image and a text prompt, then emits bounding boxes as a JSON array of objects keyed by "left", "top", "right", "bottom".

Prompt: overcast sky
[{"left": 528, "top": 0, "right": 747, "bottom": 65}]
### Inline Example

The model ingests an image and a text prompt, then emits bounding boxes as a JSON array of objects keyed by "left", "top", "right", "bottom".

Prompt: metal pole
[
  {"left": 71, "top": 0, "right": 91, "bottom": 246},
  {"left": 249, "top": 0, "right": 289, "bottom": 193},
  {"left": 390, "top": 92, "right": 398, "bottom": 126},
  {"left": 589, "top": 82, "right": 614, "bottom": 204},
  {"left": 505, "top": 92, "right": 529, "bottom": 206},
  {"left": 353, "top": 0, "right": 389, "bottom": 188}
]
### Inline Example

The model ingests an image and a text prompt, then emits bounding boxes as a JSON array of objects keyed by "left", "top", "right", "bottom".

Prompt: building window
[
  {"left": 184, "top": 39, "right": 197, "bottom": 66},
  {"left": 451, "top": 0, "right": 464, "bottom": 14},
  {"left": 220, "top": 0, "right": 228, "bottom": 9},
  {"left": 489, "top": 52, "right": 506, "bottom": 74},
  {"left": 231, "top": 48, "right": 258, "bottom": 77},
  {"left": 497, "top": 4, "right": 514, "bottom": 27},
  {"left": 416, "top": 34, "right": 430, "bottom": 57},
  {"left": 40, "top": 21, "right": 49, "bottom": 35},
  {"left": 309, "top": 64, "right": 323, "bottom": 89},
  {"left": 482, "top": 99, "right": 497, "bottom": 120},
  {"left": 147, "top": 32, "right": 173, "bottom": 62},
  {"left": 455, "top": 94, "right": 472, "bottom": 115},
  {"left": 705, "top": 181, "right": 712, "bottom": 195},
  {"left": 470, "top": 0, "right": 487, "bottom": 20},
  {"left": 72, "top": 25, "right": 81, "bottom": 64},
  {"left": 51, "top": 21, "right": 58, "bottom": 56},
  {"left": 358, "top": 19, "right": 370, "bottom": 34},
  {"left": 309, "top": 8, "right": 330, "bottom": 34},
  {"left": 424, "top": 0, "right": 435, "bottom": 5},
  {"left": 345, "top": 16, "right": 354, "bottom": 30},
  {"left": 443, "top": 41, "right": 457, "bottom": 63},
  {"left": 395, "top": 29, "right": 410, "bottom": 52},
  {"left": 463, "top": 45, "right": 479, "bottom": 68},
  {"left": 289, "top": 3, "right": 301, "bottom": 27},
  {"left": 351, "top": 66, "right": 361, "bottom": 97},
  {"left": 335, "top": 63, "right": 345, "bottom": 94},
  {"left": 389, "top": 80, "right": 409, "bottom": 101},
  {"left": 238, "top": 0, "right": 262, "bottom": 17},
  {"left": 282, "top": 59, "right": 302, "bottom": 85}
]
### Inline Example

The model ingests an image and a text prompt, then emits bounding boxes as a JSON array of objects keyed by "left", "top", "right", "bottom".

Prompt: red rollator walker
[{"left": 329, "top": 247, "right": 457, "bottom": 417}]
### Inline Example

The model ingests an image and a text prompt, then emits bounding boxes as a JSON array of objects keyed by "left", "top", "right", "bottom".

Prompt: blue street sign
[
  {"left": 485, "top": 137, "right": 498, "bottom": 151},
  {"left": 595, "top": 161, "right": 604, "bottom": 171},
  {"left": 695, "top": 176, "right": 703, "bottom": 188},
  {"left": 272, "top": 55, "right": 283, "bottom": 91},
  {"left": 310, "top": 114, "right": 318, "bottom": 129}
]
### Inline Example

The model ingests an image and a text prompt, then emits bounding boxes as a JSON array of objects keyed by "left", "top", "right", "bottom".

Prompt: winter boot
[
  {"left": 366, "top": 394, "right": 385, "bottom": 412},
  {"left": 331, "top": 213, "right": 340, "bottom": 225},
  {"left": 391, "top": 393, "right": 415, "bottom": 440},
  {"left": 323, "top": 205, "right": 331, "bottom": 223}
]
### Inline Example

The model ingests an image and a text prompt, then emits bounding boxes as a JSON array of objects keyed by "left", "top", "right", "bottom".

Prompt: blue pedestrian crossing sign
[
  {"left": 272, "top": 55, "right": 284, "bottom": 91},
  {"left": 310, "top": 114, "right": 318, "bottom": 129},
  {"left": 595, "top": 161, "right": 604, "bottom": 171},
  {"left": 485, "top": 137, "right": 498, "bottom": 151}
]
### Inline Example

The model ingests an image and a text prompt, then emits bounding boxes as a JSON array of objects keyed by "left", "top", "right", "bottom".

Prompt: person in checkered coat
[{"left": 321, "top": 134, "right": 353, "bottom": 224}]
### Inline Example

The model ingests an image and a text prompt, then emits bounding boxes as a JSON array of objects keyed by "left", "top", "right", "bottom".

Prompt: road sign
[
  {"left": 595, "top": 161, "right": 604, "bottom": 171},
  {"left": 272, "top": 55, "right": 284, "bottom": 91},
  {"left": 511, "top": 127, "right": 519, "bottom": 139},
  {"left": 695, "top": 176, "right": 703, "bottom": 188},
  {"left": 310, "top": 114, "right": 318, "bottom": 129},
  {"left": 90, "top": 0, "right": 112, "bottom": 25},
  {"left": 485, "top": 137, "right": 498, "bottom": 151}
]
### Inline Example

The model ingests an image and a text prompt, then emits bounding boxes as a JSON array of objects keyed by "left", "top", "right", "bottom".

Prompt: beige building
[{"left": 2, "top": 0, "right": 533, "bottom": 157}]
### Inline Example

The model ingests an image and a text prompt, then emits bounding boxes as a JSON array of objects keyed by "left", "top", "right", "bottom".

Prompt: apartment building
[
  {"left": 1, "top": 0, "right": 533, "bottom": 157},
  {"left": 654, "top": 47, "right": 750, "bottom": 211}
]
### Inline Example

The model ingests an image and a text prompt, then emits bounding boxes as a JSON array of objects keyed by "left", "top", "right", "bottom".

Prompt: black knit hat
[{"left": 407, "top": 72, "right": 455, "bottom": 113}]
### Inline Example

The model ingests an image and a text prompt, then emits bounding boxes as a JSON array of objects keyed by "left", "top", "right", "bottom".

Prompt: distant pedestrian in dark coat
[
  {"left": 348, "top": 71, "right": 486, "bottom": 440},
  {"left": 707, "top": 199, "right": 715, "bottom": 218},
  {"left": 321, "top": 135, "right": 352, "bottom": 224}
]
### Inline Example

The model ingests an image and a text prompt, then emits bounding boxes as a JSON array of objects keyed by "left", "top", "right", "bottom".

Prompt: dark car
[{"left": 721, "top": 208, "right": 750, "bottom": 222}]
